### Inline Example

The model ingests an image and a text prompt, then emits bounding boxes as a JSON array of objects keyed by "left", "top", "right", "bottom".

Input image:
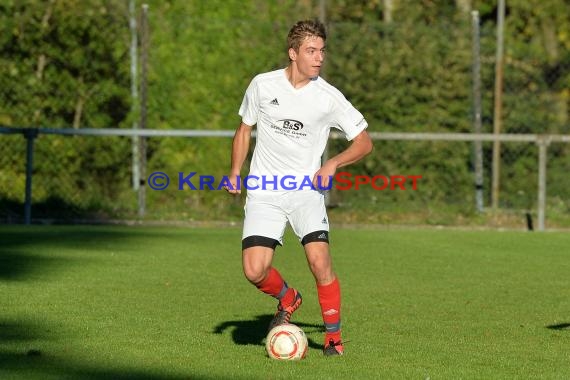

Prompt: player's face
[{"left": 290, "top": 36, "right": 326, "bottom": 79}]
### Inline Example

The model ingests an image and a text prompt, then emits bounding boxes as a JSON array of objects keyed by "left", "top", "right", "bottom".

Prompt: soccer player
[{"left": 225, "top": 19, "right": 372, "bottom": 356}]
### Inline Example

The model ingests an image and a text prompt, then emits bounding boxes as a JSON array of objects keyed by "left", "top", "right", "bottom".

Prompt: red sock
[
  {"left": 255, "top": 267, "right": 292, "bottom": 304},
  {"left": 317, "top": 277, "right": 342, "bottom": 344}
]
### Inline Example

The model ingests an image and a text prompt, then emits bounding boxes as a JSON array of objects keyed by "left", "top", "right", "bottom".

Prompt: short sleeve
[
  {"left": 333, "top": 104, "right": 368, "bottom": 141},
  {"left": 238, "top": 77, "right": 259, "bottom": 126}
]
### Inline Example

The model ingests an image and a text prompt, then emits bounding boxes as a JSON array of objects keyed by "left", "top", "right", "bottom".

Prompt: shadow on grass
[
  {"left": 546, "top": 323, "right": 570, "bottom": 330},
  {"left": 0, "top": 318, "right": 219, "bottom": 380},
  {"left": 213, "top": 314, "right": 325, "bottom": 350},
  {"left": 1, "top": 228, "right": 219, "bottom": 379},
  {"left": 0, "top": 227, "right": 137, "bottom": 281},
  {"left": 0, "top": 251, "right": 73, "bottom": 281},
  {"left": 0, "top": 352, "right": 196, "bottom": 380}
]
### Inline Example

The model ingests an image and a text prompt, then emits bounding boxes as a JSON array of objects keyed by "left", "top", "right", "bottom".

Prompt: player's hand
[
  {"left": 312, "top": 161, "right": 337, "bottom": 190},
  {"left": 223, "top": 174, "right": 241, "bottom": 194}
]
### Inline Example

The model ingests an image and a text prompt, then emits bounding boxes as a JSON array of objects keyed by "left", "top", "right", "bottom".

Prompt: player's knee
[
  {"left": 241, "top": 259, "right": 266, "bottom": 283},
  {"left": 242, "top": 236, "right": 279, "bottom": 284},
  {"left": 309, "top": 258, "right": 332, "bottom": 279},
  {"left": 304, "top": 248, "right": 332, "bottom": 279},
  {"left": 243, "top": 268, "right": 264, "bottom": 284}
]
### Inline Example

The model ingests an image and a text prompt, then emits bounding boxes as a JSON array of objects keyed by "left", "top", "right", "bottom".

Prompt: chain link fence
[
  {"left": 0, "top": 5, "right": 569, "bottom": 228},
  {"left": 2, "top": 127, "right": 568, "bottom": 229}
]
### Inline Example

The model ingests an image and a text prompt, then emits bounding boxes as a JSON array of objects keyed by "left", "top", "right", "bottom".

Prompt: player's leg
[
  {"left": 242, "top": 193, "right": 302, "bottom": 330},
  {"left": 242, "top": 241, "right": 302, "bottom": 330},
  {"left": 303, "top": 239, "right": 344, "bottom": 356},
  {"left": 241, "top": 240, "right": 276, "bottom": 287},
  {"left": 288, "top": 191, "right": 343, "bottom": 355}
]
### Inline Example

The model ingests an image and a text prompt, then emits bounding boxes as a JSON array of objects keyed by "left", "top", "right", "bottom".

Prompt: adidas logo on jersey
[
  {"left": 270, "top": 98, "right": 279, "bottom": 105},
  {"left": 322, "top": 217, "right": 328, "bottom": 225},
  {"left": 318, "top": 232, "right": 328, "bottom": 240}
]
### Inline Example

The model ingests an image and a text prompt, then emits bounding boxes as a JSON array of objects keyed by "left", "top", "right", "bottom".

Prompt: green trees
[
  {"left": 0, "top": 0, "right": 132, "bottom": 217},
  {"left": 0, "top": 0, "right": 568, "bottom": 223},
  {"left": 0, "top": 0, "right": 130, "bottom": 128}
]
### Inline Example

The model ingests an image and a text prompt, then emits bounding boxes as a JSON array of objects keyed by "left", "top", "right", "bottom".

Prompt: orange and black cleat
[
  {"left": 323, "top": 339, "right": 344, "bottom": 356},
  {"left": 267, "top": 288, "right": 302, "bottom": 332}
]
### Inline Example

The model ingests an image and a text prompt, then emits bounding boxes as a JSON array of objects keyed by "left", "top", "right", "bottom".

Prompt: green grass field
[{"left": 1, "top": 225, "right": 569, "bottom": 379}]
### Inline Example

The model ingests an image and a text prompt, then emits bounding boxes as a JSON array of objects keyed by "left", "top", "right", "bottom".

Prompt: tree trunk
[
  {"left": 383, "top": 0, "right": 393, "bottom": 23},
  {"left": 33, "top": 0, "right": 56, "bottom": 124},
  {"left": 73, "top": 96, "right": 84, "bottom": 129},
  {"left": 541, "top": 17, "right": 559, "bottom": 64},
  {"left": 455, "top": 0, "right": 471, "bottom": 14}
]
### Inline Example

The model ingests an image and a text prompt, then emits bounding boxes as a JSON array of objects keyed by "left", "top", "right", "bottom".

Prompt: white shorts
[{"left": 242, "top": 190, "right": 329, "bottom": 246}]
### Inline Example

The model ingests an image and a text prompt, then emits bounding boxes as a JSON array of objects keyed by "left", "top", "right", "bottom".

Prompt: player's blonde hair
[{"left": 287, "top": 19, "right": 326, "bottom": 57}]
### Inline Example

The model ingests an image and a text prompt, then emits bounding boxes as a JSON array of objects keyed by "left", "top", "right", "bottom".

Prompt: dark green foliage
[{"left": 0, "top": 0, "right": 568, "bottom": 223}]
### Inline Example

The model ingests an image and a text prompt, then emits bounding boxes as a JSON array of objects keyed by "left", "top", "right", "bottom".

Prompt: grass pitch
[{"left": 0, "top": 225, "right": 569, "bottom": 379}]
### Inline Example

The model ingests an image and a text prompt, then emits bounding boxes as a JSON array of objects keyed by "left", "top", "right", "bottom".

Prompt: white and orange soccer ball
[{"left": 265, "top": 323, "right": 308, "bottom": 360}]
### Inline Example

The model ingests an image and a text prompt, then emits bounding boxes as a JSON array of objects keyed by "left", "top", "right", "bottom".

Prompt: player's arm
[
  {"left": 226, "top": 122, "right": 253, "bottom": 194},
  {"left": 312, "top": 130, "right": 373, "bottom": 188}
]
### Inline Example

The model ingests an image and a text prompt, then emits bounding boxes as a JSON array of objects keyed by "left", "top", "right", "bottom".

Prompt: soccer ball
[{"left": 265, "top": 323, "right": 308, "bottom": 360}]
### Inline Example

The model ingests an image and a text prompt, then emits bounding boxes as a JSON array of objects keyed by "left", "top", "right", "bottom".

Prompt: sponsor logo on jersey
[
  {"left": 276, "top": 119, "right": 303, "bottom": 131},
  {"left": 270, "top": 98, "right": 279, "bottom": 105}
]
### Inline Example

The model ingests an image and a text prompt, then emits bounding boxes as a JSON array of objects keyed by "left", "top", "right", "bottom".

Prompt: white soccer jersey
[{"left": 239, "top": 69, "right": 368, "bottom": 192}]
